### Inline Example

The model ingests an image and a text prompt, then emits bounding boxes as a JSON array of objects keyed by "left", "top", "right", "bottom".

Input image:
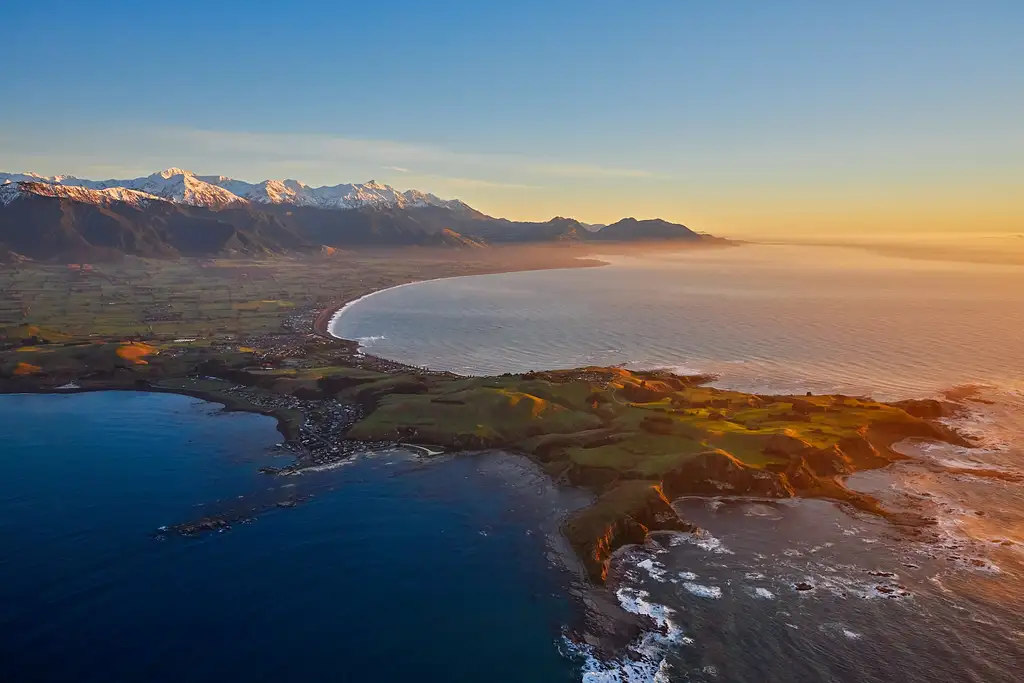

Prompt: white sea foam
[
  {"left": 616, "top": 588, "right": 677, "bottom": 629},
  {"left": 636, "top": 558, "right": 669, "bottom": 582},
  {"left": 786, "top": 565, "right": 913, "bottom": 600},
  {"left": 682, "top": 582, "right": 723, "bottom": 599},
  {"left": 666, "top": 530, "right": 732, "bottom": 554},
  {"left": 753, "top": 587, "right": 776, "bottom": 599},
  {"left": 569, "top": 588, "right": 691, "bottom": 683},
  {"left": 659, "top": 364, "right": 710, "bottom": 378},
  {"left": 569, "top": 639, "right": 673, "bottom": 683},
  {"left": 356, "top": 335, "right": 387, "bottom": 345},
  {"left": 281, "top": 457, "right": 359, "bottom": 475}
]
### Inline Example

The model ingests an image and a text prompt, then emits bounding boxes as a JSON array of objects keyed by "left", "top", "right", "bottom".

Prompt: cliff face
[
  {"left": 660, "top": 449, "right": 796, "bottom": 498},
  {"left": 557, "top": 428, "right": 965, "bottom": 582},
  {"left": 562, "top": 482, "right": 694, "bottom": 583}
]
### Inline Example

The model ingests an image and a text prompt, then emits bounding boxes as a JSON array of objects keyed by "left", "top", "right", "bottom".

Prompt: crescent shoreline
[{"left": 312, "top": 255, "right": 612, "bottom": 343}]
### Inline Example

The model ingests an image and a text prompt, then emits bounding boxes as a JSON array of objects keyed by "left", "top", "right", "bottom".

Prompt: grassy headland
[
  {"left": 341, "top": 366, "right": 967, "bottom": 581},
  {"left": 0, "top": 247, "right": 970, "bottom": 585}
]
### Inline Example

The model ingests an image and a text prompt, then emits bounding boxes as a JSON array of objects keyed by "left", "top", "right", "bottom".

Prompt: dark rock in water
[
  {"left": 868, "top": 570, "right": 897, "bottom": 577},
  {"left": 794, "top": 582, "right": 814, "bottom": 591},
  {"left": 174, "top": 517, "right": 230, "bottom": 535},
  {"left": 258, "top": 466, "right": 282, "bottom": 475},
  {"left": 276, "top": 500, "right": 297, "bottom": 508}
]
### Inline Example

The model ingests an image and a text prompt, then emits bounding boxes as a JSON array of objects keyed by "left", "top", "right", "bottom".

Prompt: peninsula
[{"left": 0, "top": 252, "right": 971, "bottom": 585}]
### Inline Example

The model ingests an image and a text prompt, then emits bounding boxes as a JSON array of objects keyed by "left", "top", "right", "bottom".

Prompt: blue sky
[{"left": 1, "top": 1, "right": 1021, "bottom": 235}]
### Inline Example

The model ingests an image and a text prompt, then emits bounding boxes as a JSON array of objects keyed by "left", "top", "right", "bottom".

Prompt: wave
[
  {"left": 681, "top": 582, "right": 723, "bottom": 599},
  {"left": 567, "top": 586, "right": 690, "bottom": 683}
]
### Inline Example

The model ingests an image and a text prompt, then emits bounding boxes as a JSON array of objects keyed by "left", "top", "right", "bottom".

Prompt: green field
[{"left": 0, "top": 247, "right": 595, "bottom": 339}]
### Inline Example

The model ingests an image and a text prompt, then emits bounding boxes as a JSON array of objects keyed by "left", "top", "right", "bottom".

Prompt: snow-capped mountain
[
  {"left": 0, "top": 167, "right": 718, "bottom": 261},
  {"left": 0, "top": 168, "right": 472, "bottom": 212},
  {"left": 0, "top": 180, "right": 162, "bottom": 208}
]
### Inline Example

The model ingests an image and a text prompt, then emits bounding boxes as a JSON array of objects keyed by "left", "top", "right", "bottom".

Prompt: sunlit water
[
  {"left": 334, "top": 244, "right": 1024, "bottom": 681},
  {"left": 333, "top": 244, "right": 1024, "bottom": 399}
]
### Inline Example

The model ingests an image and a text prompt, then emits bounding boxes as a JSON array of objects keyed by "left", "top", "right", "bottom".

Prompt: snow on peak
[
  {"left": 0, "top": 169, "right": 471, "bottom": 212},
  {"left": 155, "top": 168, "right": 194, "bottom": 179},
  {"left": 0, "top": 181, "right": 24, "bottom": 206},
  {"left": 0, "top": 180, "right": 162, "bottom": 208}
]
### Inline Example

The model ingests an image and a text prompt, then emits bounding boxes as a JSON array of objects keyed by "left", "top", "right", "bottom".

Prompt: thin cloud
[
  {"left": 157, "top": 127, "right": 663, "bottom": 183},
  {"left": 0, "top": 125, "right": 666, "bottom": 191},
  {"left": 531, "top": 163, "right": 663, "bottom": 179},
  {"left": 159, "top": 127, "right": 506, "bottom": 169},
  {"left": 413, "top": 175, "right": 534, "bottom": 190}
]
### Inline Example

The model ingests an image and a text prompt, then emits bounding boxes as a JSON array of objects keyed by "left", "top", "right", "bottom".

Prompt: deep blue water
[{"left": 0, "top": 392, "right": 584, "bottom": 683}]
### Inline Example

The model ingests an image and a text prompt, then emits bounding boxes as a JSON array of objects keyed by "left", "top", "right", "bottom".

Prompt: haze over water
[
  {"left": 334, "top": 243, "right": 1024, "bottom": 400},
  {"left": 335, "top": 242, "right": 1024, "bottom": 681}
]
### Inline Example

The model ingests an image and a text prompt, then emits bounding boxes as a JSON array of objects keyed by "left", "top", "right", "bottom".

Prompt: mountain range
[{"left": 0, "top": 168, "right": 723, "bottom": 260}]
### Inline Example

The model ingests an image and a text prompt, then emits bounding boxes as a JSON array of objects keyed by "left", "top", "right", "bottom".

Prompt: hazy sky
[{"left": 1, "top": 1, "right": 1020, "bottom": 236}]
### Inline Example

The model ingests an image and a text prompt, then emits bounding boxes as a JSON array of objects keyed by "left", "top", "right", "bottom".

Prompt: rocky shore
[{"left": 0, "top": 294, "right": 992, "bottom": 662}]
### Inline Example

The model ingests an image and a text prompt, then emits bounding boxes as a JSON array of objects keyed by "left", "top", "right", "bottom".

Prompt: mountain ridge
[
  {"left": 0, "top": 168, "right": 473, "bottom": 212},
  {"left": 0, "top": 168, "right": 725, "bottom": 260}
]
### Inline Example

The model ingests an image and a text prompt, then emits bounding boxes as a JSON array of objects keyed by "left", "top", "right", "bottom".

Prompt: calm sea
[
  {"left": 332, "top": 243, "right": 1024, "bottom": 400},
  {"left": 333, "top": 243, "right": 1024, "bottom": 681},
  {"left": 0, "top": 392, "right": 587, "bottom": 683}
]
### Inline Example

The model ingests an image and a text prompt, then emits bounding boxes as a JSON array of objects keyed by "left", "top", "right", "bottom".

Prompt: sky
[{"left": 1, "top": 0, "right": 1021, "bottom": 237}]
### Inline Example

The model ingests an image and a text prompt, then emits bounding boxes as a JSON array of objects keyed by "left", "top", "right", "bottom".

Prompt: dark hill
[
  {"left": 0, "top": 182, "right": 725, "bottom": 260},
  {"left": 264, "top": 205, "right": 485, "bottom": 248},
  {"left": 0, "top": 188, "right": 312, "bottom": 260},
  {"left": 589, "top": 217, "right": 700, "bottom": 241}
]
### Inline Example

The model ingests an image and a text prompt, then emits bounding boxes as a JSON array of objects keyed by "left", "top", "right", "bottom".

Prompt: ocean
[
  {"left": 333, "top": 242, "right": 1024, "bottom": 681},
  {"left": 0, "top": 392, "right": 589, "bottom": 682}
]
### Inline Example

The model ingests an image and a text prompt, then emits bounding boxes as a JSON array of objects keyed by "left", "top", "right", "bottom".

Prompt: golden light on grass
[
  {"left": 13, "top": 362, "right": 42, "bottom": 376},
  {"left": 116, "top": 342, "right": 159, "bottom": 365}
]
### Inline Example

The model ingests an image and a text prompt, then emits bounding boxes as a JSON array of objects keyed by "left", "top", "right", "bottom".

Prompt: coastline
[
  {"left": 5, "top": 244, "right": 1024, "bottom": 681},
  {"left": 3, "top": 383, "right": 301, "bottom": 442},
  {"left": 4, "top": 242, "right": 1001, "bottom": 670},
  {"left": 320, "top": 275, "right": 464, "bottom": 339},
  {"left": 2, "top": 247, "right": 983, "bottom": 559},
  {"left": 313, "top": 252, "right": 610, "bottom": 340},
  {"left": 302, "top": 269, "right": 988, "bottom": 579}
]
